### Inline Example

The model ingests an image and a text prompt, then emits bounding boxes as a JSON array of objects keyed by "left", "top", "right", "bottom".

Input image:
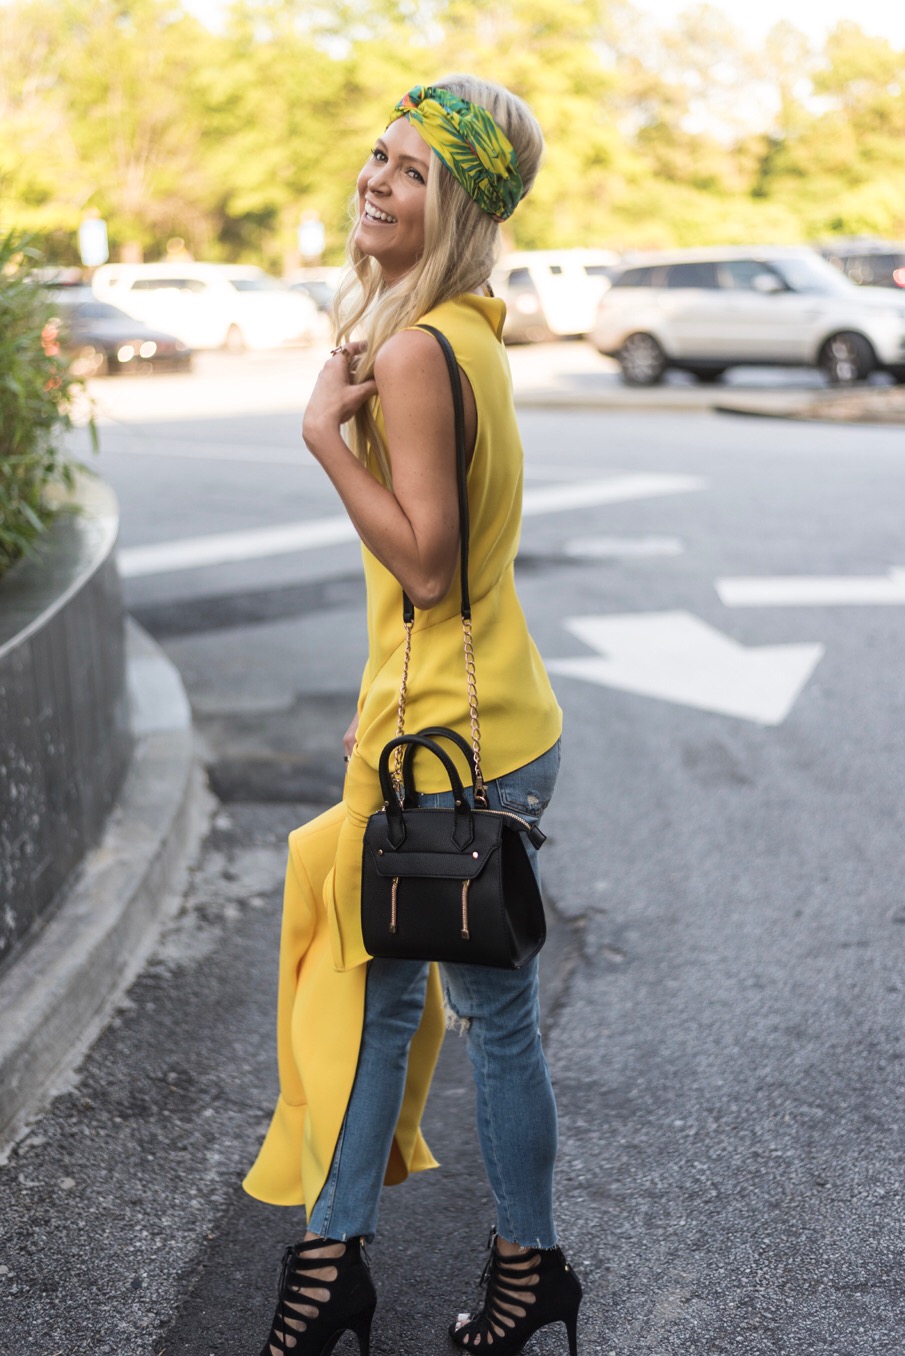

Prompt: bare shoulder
[{"left": 374, "top": 327, "right": 449, "bottom": 387}]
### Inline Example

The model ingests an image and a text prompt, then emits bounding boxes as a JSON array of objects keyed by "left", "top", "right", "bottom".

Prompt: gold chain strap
[
  {"left": 390, "top": 612, "right": 486, "bottom": 806},
  {"left": 462, "top": 615, "right": 486, "bottom": 806},
  {"left": 391, "top": 617, "right": 413, "bottom": 800}
]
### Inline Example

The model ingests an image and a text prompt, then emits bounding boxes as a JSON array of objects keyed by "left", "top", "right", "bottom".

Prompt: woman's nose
[{"left": 368, "top": 164, "right": 390, "bottom": 192}]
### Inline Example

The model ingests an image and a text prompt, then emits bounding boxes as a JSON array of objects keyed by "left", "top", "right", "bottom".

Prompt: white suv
[
  {"left": 589, "top": 246, "right": 905, "bottom": 386},
  {"left": 91, "top": 262, "right": 321, "bottom": 352}
]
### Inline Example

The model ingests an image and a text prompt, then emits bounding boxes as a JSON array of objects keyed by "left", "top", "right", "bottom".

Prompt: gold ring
[{"left": 331, "top": 345, "right": 350, "bottom": 359}]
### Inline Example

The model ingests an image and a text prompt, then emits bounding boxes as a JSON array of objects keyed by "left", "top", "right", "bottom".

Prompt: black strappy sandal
[
  {"left": 449, "top": 1230, "right": 582, "bottom": 1355},
  {"left": 258, "top": 1236, "right": 376, "bottom": 1356}
]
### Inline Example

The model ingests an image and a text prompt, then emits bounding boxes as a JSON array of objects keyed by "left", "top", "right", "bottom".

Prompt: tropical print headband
[{"left": 389, "top": 85, "right": 524, "bottom": 223}]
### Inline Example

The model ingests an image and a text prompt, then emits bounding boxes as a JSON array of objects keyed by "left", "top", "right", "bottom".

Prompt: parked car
[
  {"left": 91, "top": 262, "right": 321, "bottom": 352},
  {"left": 590, "top": 246, "right": 905, "bottom": 385},
  {"left": 287, "top": 267, "right": 341, "bottom": 315},
  {"left": 286, "top": 269, "right": 340, "bottom": 342},
  {"left": 821, "top": 240, "right": 905, "bottom": 291},
  {"left": 43, "top": 287, "right": 192, "bottom": 377},
  {"left": 492, "top": 249, "right": 620, "bottom": 343}
]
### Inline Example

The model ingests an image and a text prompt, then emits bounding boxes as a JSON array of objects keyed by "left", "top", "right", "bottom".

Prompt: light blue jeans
[{"left": 307, "top": 739, "right": 562, "bottom": 1248}]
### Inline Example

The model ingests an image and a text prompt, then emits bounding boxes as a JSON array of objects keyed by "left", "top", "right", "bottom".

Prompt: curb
[{"left": 0, "top": 619, "right": 209, "bottom": 1148}]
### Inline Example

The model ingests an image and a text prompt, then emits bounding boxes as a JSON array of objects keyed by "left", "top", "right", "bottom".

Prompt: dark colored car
[
  {"left": 822, "top": 242, "right": 905, "bottom": 290},
  {"left": 44, "top": 286, "right": 193, "bottom": 377}
]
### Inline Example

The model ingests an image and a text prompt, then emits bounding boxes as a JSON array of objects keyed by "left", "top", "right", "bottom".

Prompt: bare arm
[{"left": 302, "top": 329, "right": 472, "bottom": 609}]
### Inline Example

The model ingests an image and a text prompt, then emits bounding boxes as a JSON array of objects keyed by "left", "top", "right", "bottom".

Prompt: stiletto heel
[
  {"left": 258, "top": 1236, "right": 376, "bottom": 1356},
  {"left": 348, "top": 1303, "right": 377, "bottom": 1355},
  {"left": 449, "top": 1230, "right": 582, "bottom": 1355},
  {"left": 565, "top": 1303, "right": 580, "bottom": 1356}
]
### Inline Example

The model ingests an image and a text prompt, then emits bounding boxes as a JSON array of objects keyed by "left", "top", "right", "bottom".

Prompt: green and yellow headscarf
[{"left": 389, "top": 85, "right": 524, "bottom": 223}]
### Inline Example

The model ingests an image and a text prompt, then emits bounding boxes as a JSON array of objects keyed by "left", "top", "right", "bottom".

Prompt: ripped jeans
[{"left": 306, "top": 740, "right": 561, "bottom": 1248}]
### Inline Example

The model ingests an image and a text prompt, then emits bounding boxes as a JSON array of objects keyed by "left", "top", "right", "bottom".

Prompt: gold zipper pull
[
  {"left": 390, "top": 877, "right": 399, "bottom": 933},
  {"left": 460, "top": 879, "right": 471, "bottom": 939}
]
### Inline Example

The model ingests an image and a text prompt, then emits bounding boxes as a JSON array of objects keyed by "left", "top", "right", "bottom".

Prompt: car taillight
[{"left": 893, "top": 267, "right": 905, "bottom": 288}]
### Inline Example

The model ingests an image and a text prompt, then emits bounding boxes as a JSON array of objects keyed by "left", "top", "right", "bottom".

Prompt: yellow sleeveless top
[{"left": 353, "top": 291, "right": 562, "bottom": 792}]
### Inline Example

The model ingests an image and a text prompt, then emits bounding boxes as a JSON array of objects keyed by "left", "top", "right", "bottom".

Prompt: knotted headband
[{"left": 389, "top": 85, "right": 524, "bottom": 223}]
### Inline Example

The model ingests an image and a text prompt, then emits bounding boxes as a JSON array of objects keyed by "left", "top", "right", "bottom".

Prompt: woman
[{"left": 244, "top": 76, "right": 582, "bottom": 1356}]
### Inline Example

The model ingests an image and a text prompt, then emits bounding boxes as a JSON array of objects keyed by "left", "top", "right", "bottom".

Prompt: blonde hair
[{"left": 333, "top": 74, "right": 544, "bottom": 481}]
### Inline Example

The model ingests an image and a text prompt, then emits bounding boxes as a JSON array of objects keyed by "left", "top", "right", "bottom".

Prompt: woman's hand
[
  {"left": 303, "top": 342, "right": 376, "bottom": 453},
  {"left": 342, "top": 711, "right": 360, "bottom": 761}
]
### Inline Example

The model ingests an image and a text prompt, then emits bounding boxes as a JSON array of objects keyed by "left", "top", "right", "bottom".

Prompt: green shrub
[{"left": 0, "top": 232, "right": 96, "bottom": 580}]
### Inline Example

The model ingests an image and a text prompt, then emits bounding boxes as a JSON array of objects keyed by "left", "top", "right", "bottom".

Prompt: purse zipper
[
  {"left": 391, "top": 805, "right": 538, "bottom": 834},
  {"left": 461, "top": 879, "right": 471, "bottom": 939}
]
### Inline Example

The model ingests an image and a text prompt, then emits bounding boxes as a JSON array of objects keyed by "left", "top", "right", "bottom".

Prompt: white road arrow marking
[
  {"left": 717, "top": 569, "right": 905, "bottom": 607},
  {"left": 548, "top": 611, "right": 824, "bottom": 726}
]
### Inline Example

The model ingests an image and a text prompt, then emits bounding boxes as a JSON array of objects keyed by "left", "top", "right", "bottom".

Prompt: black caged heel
[
  {"left": 258, "top": 1235, "right": 376, "bottom": 1356},
  {"left": 449, "top": 1230, "right": 582, "bottom": 1356}
]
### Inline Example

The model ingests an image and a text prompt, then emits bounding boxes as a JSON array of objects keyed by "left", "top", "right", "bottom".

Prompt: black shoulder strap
[{"left": 400, "top": 324, "right": 470, "bottom": 624}]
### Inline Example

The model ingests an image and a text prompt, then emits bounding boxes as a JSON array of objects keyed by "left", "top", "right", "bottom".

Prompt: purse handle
[
  {"left": 377, "top": 733, "right": 475, "bottom": 850},
  {"left": 392, "top": 324, "right": 486, "bottom": 805},
  {"left": 400, "top": 726, "right": 474, "bottom": 805}
]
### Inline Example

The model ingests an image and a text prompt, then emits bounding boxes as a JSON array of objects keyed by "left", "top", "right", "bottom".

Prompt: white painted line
[
  {"left": 118, "top": 515, "right": 357, "bottom": 578},
  {"left": 564, "top": 536, "right": 685, "bottom": 559},
  {"left": 118, "top": 473, "right": 707, "bottom": 579},
  {"left": 522, "top": 474, "right": 705, "bottom": 516},
  {"left": 549, "top": 611, "right": 824, "bottom": 726},
  {"left": 717, "top": 568, "right": 905, "bottom": 607},
  {"left": 108, "top": 440, "right": 319, "bottom": 466}
]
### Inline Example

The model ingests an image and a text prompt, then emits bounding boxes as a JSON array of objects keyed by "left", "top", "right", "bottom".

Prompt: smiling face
[{"left": 354, "top": 117, "right": 431, "bottom": 284}]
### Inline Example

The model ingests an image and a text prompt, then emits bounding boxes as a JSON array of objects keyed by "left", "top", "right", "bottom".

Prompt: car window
[
  {"left": 229, "top": 276, "right": 284, "bottom": 291},
  {"left": 130, "top": 277, "right": 205, "bottom": 292},
  {"left": 611, "top": 267, "right": 656, "bottom": 288},
  {"left": 584, "top": 264, "right": 615, "bottom": 278},
  {"left": 717, "top": 260, "right": 784, "bottom": 291},
  {"left": 844, "top": 253, "right": 903, "bottom": 286},
  {"left": 504, "top": 268, "right": 536, "bottom": 292},
  {"left": 664, "top": 262, "right": 719, "bottom": 288},
  {"left": 69, "top": 301, "right": 130, "bottom": 320},
  {"left": 769, "top": 253, "right": 853, "bottom": 295}
]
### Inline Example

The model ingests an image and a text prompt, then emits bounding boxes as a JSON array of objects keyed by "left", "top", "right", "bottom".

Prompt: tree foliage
[{"left": 1, "top": 0, "right": 903, "bottom": 264}]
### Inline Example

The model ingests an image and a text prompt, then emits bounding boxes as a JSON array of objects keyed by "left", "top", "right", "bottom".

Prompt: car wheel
[
  {"left": 225, "top": 323, "right": 246, "bottom": 354},
  {"left": 686, "top": 367, "right": 727, "bottom": 384},
  {"left": 618, "top": 333, "right": 667, "bottom": 386},
  {"left": 819, "top": 332, "right": 874, "bottom": 385}
]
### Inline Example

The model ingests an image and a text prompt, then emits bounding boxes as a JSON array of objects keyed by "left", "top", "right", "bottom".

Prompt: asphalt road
[{"left": 1, "top": 347, "right": 903, "bottom": 1355}]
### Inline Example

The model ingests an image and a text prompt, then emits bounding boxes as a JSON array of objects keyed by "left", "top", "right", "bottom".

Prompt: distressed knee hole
[{"left": 443, "top": 987, "right": 471, "bottom": 1035}]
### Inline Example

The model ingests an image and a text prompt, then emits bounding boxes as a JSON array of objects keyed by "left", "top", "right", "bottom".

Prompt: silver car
[{"left": 590, "top": 246, "right": 905, "bottom": 386}]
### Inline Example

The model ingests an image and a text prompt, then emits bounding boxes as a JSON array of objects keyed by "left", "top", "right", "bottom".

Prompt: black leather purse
[{"left": 359, "top": 324, "right": 549, "bottom": 970}]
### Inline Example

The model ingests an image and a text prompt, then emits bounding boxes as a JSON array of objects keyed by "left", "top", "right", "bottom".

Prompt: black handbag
[{"left": 359, "top": 324, "right": 549, "bottom": 970}]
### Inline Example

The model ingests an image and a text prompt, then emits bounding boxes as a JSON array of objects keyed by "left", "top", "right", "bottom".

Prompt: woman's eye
[
  {"left": 371, "top": 147, "right": 387, "bottom": 163},
  {"left": 406, "top": 168, "right": 425, "bottom": 183}
]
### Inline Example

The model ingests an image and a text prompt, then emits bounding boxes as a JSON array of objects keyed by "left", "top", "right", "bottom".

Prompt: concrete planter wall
[{"left": 0, "top": 477, "right": 131, "bottom": 971}]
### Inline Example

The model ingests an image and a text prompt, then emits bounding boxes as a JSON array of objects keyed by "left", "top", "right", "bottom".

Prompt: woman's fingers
[{"left": 342, "top": 712, "right": 360, "bottom": 760}]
